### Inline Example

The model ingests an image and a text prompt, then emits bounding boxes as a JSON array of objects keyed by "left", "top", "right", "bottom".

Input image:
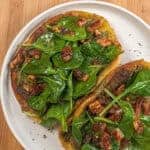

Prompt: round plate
[{"left": 1, "top": 1, "right": 150, "bottom": 150}]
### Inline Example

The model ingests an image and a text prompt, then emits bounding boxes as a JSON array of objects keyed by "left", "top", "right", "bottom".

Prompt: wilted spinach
[
  {"left": 72, "top": 113, "right": 89, "bottom": 144},
  {"left": 51, "top": 16, "right": 87, "bottom": 41},
  {"left": 81, "top": 42, "right": 121, "bottom": 64},
  {"left": 28, "top": 86, "right": 50, "bottom": 113},
  {"left": 81, "top": 144, "right": 99, "bottom": 150},
  {"left": 43, "top": 102, "right": 71, "bottom": 132},
  {"left": 63, "top": 72, "right": 73, "bottom": 110},
  {"left": 52, "top": 46, "right": 84, "bottom": 69},
  {"left": 23, "top": 53, "right": 56, "bottom": 75},
  {"left": 42, "top": 74, "right": 66, "bottom": 103},
  {"left": 73, "top": 66, "right": 101, "bottom": 99},
  {"left": 118, "top": 101, "right": 134, "bottom": 139},
  {"left": 29, "top": 32, "right": 66, "bottom": 55}
]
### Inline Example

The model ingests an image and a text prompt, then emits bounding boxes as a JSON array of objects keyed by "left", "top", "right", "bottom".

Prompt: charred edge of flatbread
[
  {"left": 10, "top": 11, "right": 122, "bottom": 124},
  {"left": 60, "top": 60, "right": 150, "bottom": 150}
]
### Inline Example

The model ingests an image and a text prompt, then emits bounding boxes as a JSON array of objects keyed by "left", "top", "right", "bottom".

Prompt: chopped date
[
  {"left": 73, "top": 69, "right": 89, "bottom": 81},
  {"left": 61, "top": 46, "right": 73, "bottom": 62},
  {"left": 88, "top": 100, "right": 103, "bottom": 114},
  {"left": 112, "top": 129, "right": 124, "bottom": 142},
  {"left": 100, "top": 132, "right": 111, "bottom": 150}
]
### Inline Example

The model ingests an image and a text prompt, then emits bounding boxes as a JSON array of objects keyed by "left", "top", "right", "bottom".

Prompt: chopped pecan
[
  {"left": 10, "top": 49, "right": 26, "bottom": 69},
  {"left": 142, "top": 100, "right": 150, "bottom": 115},
  {"left": 88, "top": 20, "right": 102, "bottom": 33},
  {"left": 31, "top": 26, "right": 45, "bottom": 41},
  {"left": 73, "top": 69, "right": 89, "bottom": 81},
  {"left": 61, "top": 46, "right": 73, "bottom": 62},
  {"left": 28, "top": 49, "right": 41, "bottom": 59},
  {"left": 96, "top": 38, "right": 112, "bottom": 47},
  {"left": 88, "top": 100, "right": 103, "bottom": 114},
  {"left": 100, "top": 132, "right": 111, "bottom": 150},
  {"left": 112, "top": 129, "right": 124, "bottom": 142},
  {"left": 27, "top": 75, "right": 36, "bottom": 81},
  {"left": 94, "top": 29, "right": 101, "bottom": 36},
  {"left": 77, "top": 18, "right": 87, "bottom": 27},
  {"left": 115, "top": 84, "right": 125, "bottom": 96}
]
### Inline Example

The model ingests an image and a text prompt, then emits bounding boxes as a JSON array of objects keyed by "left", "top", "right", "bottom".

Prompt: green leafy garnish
[
  {"left": 81, "top": 144, "right": 98, "bottom": 150},
  {"left": 30, "top": 32, "right": 66, "bottom": 55},
  {"left": 72, "top": 113, "right": 88, "bottom": 144},
  {"left": 52, "top": 16, "right": 87, "bottom": 41},
  {"left": 118, "top": 101, "right": 134, "bottom": 139},
  {"left": 43, "top": 102, "right": 71, "bottom": 132},
  {"left": 81, "top": 42, "right": 121, "bottom": 64},
  {"left": 23, "top": 53, "right": 56, "bottom": 75},
  {"left": 52, "top": 46, "right": 84, "bottom": 69},
  {"left": 73, "top": 66, "right": 101, "bottom": 99}
]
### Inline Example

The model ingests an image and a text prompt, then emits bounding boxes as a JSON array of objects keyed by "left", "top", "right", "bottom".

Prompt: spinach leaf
[
  {"left": 81, "top": 144, "right": 98, "bottom": 150},
  {"left": 140, "top": 115, "right": 150, "bottom": 127},
  {"left": 129, "top": 126, "right": 150, "bottom": 150},
  {"left": 111, "top": 138, "right": 120, "bottom": 150},
  {"left": 72, "top": 113, "right": 89, "bottom": 144},
  {"left": 127, "top": 69, "right": 150, "bottom": 96},
  {"left": 52, "top": 16, "right": 87, "bottom": 41},
  {"left": 118, "top": 101, "right": 134, "bottom": 139},
  {"left": 81, "top": 42, "right": 121, "bottom": 64},
  {"left": 41, "top": 118, "right": 58, "bottom": 129},
  {"left": 28, "top": 86, "right": 50, "bottom": 113},
  {"left": 31, "top": 32, "right": 66, "bottom": 55},
  {"left": 73, "top": 66, "right": 101, "bottom": 99},
  {"left": 43, "top": 102, "right": 71, "bottom": 132},
  {"left": 63, "top": 72, "right": 73, "bottom": 110},
  {"left": 23, "top": 53, "right": 56, "bottom": 75},
  {"left": 42, "top": 74, "right": 66, "bottom": 103},
  {"left": 52, "top": 46, "right": 84, "bottom": 69}
]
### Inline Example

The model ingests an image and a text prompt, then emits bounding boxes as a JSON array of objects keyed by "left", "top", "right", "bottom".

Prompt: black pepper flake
[
  {"left": 137, "top": 42, "right": 143, "bottom": 46},
  {"left": 128, "top": 33, "right": 132, "bottom": 36},
  {"left": 43, "top": 134, "right": 47, "bottom": 139},
  {"left": 32, "top": 138, "right": 35, "bottom": 141}
]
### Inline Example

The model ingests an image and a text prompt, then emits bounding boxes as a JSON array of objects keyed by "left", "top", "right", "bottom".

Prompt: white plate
[{"left": 1, "top": 1, "right": 150, "bottom": 150}]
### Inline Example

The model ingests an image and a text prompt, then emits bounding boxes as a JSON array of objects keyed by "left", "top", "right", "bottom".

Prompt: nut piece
[
  {"left": 77, "top": 18, "right": 87, "bottom": 27},
  {"left": 29, "top": 49, "right": 41, "bottom": 59},
  {"left": 88, "top": 19, "right": 102, "bottom": 33},
  {"left": 73, "top": 69, "right": 89, "bottom": 81},
  {"left": 10, "top": 49, "right": 26, "bottom": 69},
  {"left": 61, "top": 46, "right": 73, "bottom": 62},
  {"left": 96, "top": 38, "right": 112, "bottom": 47},
  {"left": 88, "top": 100, "right": 103, "bottom": 114}
]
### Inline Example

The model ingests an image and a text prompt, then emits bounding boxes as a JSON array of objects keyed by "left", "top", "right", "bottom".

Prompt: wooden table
[{"left": 0, "top": 0, "right": 149, "bottom": 149}]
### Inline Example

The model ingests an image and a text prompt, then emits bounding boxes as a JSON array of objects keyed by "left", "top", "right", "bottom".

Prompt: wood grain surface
[{"left": 0, "top": 0, "right": 149, "bottom": 149}]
